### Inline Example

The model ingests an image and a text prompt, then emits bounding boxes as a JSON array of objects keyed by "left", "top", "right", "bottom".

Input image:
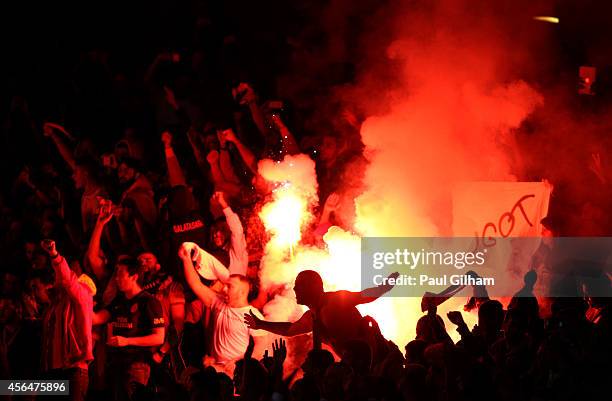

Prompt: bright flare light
[
  {"left": 260, "top": 184, "right": 308, "bottom": 249},
  {"left": 258, "top": 154, "right": 318, "bottom": 254},
  {"left": 257, "top": 153, "right": 476, "bottom": 346},
  {"left": 533, "top": 16, "right": 559, "bottom": 24}
]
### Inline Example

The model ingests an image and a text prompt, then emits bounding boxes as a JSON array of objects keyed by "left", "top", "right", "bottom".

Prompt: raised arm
[
  {"left": 187, "top": 128, "right": 207, "bottom": 170},
  {"left": 206, "top": 150, "right": 242, "bottom": 195},
  {"left": 206, "top": 150, "right": 225, "bottom": 188},
  {"left": 179, "top": 244, "right": 217, "bottom": 307},
  {"left": 162, "top": 131, "right": 187, "bottom": 186},
  {"left": 102, "top": 269, "right": 118, "bottom": 306},
  {"left": 233, "top": 83, "right": 267, "bottom": 136},
  {"left": 15, "top": 168, "right": 56, "bottom": 206},
  {"left": 214, "top": 192, "right": 246, "bottom": 248},
  {"left": 589, "top": 152, "right": 608, "bottom": 185},
  {"left": 447, "top": 310, "right": 484, "bottom": 355},
  {"left": 86, "top": 199, "right": 113, "bottom": 281},
  {"left": 215, "top": 129, "right": 241, "bottom": 184},
  {"left": 220, "top": 128, "right": 258, "bottom": 175},
  {"left": 144, "top": 52, "right": 172, "bottom": 85},
  {"left": 358, "top": 272, "right": 400, "bottom": 304},
  {"left": 447, "top": 311, "right": 471, "bottom": 338},
  {"left": 315, "top": 193, "right": 340, "bottom": 238},
  {"left": 41, "top": 239, "right": 94, "bottom": 301},
  {"left": 244, "top": 309, "right": 313, "bottom": 337},
  {"left": 269, "top": 114, "right": 300, "bottom": 155},
  {"left": 43, "top": 123, "right": 77, "bottom": 172}
]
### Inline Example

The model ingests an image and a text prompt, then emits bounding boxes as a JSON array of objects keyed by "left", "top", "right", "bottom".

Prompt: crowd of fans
[{"left": 1, "top": 7, "right": 611, "bottom": 401}]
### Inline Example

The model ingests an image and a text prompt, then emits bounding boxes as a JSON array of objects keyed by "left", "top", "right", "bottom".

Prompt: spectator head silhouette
[
  {"left": 302, "top": 348, "right": 334, "bottom": 379},
  {"left": 294, "top": 270, "right": 324, "bottom": 307},
  {"left": 478, "top": 299, "right": 504, "bottom": 335},
  {"left": 341, "top": 339, "right": 371, "bottom": 376}
]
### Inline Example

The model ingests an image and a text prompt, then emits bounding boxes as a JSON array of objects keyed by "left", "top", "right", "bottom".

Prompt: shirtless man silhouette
[{"left": 244, "top": 270, "right": 399, "bottom": 356}]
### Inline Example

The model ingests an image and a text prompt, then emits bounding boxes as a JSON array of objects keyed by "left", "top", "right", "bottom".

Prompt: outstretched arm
[
  {"left": 244, "top": 309, "right": 313, "bottom": 337},
  {"left": 358, "top": 272, "right": 400, "bottom": 304},
  {"left": 179, "top": 244, "right": 217, "bottom": 308}
]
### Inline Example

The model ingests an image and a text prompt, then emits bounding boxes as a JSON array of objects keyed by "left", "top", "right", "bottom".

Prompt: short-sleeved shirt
[
  {"left": 143, "top": 273, "right": 185, "bottom": 332},
  {"left": 209, "top": 297, "right": 266, "bottom": 364},
  {"left": 108, "top": 291, "right": 165, "bottom": 362}
]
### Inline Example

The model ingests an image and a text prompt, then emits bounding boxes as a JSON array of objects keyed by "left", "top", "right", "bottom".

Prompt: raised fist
[
  {"left": 323, "top": 192, "right": 340, "bottom": 212},
  {"left": 42, "top": 122, "right": 69, "bottom": 138},
  {"left": 161, "top": 131, "right": 173, "bottom": 148},
  {"left": 233, "top": 83, "right": 256, "bottom": 105},
  {"left": 206, "top": 150, "right": 219, "bottom": 164},
  {"left": 218, "top": 128, "right": 238, "bottom": 145},
  {"left": 447, "top": 311, "right": 465, "bottom": 326},
  {"left": 40, "top": 239, "right": 57, "bottom": 256},
  {"left": 96, "top": 198, "right": 114, "bottom": 225},
  {"left": 211, "top": 191, "right": 228, "bottom": 209},
  {"left": 178, "top": 244, "right": 191, "bottom": 261}
]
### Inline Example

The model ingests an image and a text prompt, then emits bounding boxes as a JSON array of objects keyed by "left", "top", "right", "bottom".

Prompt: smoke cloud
[
  {"left": 261, "top": 0, "right": 612, "bottom": 349},
  {"left": 325, "top": 0, "right": 553, "bottom": 345}
]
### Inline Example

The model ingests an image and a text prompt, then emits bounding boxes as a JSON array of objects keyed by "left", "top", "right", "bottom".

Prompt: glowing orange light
[
  {"left": 257, "top": 154, "right": 477, "bottom": 346},
  {"left": 258, "top": 155, "right": 318, "bottom": 257},
  {"left": 260, "top": 184, "right": 308, "bottom": 250},
  {"left": 533, "top": 16, "right": 559, "bottom": 24}
]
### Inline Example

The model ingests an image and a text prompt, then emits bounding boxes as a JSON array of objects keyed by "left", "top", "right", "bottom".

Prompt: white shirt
[
  {"left": 222, "top": 207, "right": 249, "bottom": 276},
  {"left": 210, "top": 296, "right": 266, "bottom": 363}
]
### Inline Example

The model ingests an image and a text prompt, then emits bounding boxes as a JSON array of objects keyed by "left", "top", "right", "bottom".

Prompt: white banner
[{"left": 452, "top": 181, "right": 553, "bottom": 286}]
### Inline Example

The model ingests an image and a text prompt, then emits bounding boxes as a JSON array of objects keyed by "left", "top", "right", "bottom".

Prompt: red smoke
[{"left": 264, "top": 0, "right": 612, "bottom": 348}]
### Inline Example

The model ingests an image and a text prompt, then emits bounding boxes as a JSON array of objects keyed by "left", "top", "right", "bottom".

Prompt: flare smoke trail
[
  {"left": 349, "top": 0, "right": 547, "bottom": 344},
  {"left": 259, "top": 0, "right": 561, "bottom": 349}
]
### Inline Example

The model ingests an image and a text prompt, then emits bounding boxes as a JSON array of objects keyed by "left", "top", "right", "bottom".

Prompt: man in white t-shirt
[{"left": 179, "top": 243, "right": 265, "bottom": 369}]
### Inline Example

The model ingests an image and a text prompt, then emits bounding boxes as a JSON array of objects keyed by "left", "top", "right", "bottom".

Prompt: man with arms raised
[
  {"left": 244, "top": 270, "right": 398, "bottom": 360},
  {"left": 39, "top": 240, "right": 95, "bottom": 401},
  {"left": 179, "top": 242, "right": 265, "bottom": 373}
]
